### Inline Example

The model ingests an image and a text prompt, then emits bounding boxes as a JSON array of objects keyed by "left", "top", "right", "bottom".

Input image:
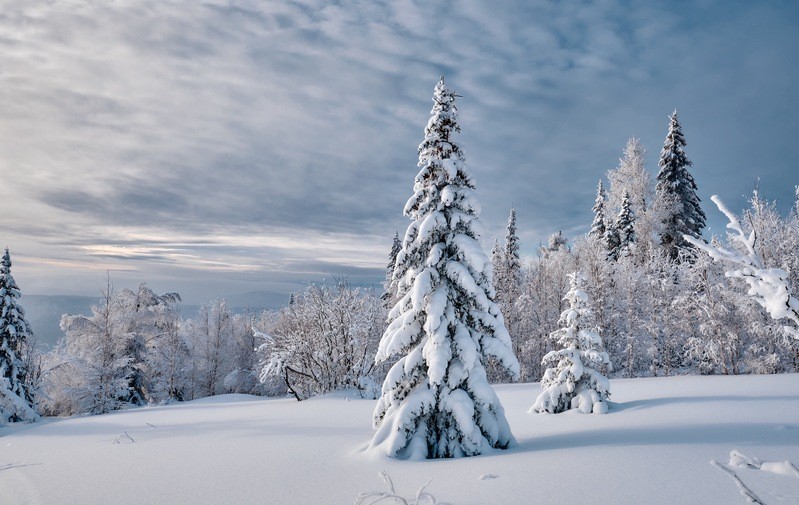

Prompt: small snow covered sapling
[
  {"left": 684, "top": 195, "right": 799, "bottom": 341},
  {"left": 530, "top": 272, "right": 611, "bottom": 415}
]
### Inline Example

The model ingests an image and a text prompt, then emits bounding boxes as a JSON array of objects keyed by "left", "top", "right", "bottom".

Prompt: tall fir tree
[
  {"left": 0, "top": 249, "right": 38, "bottom": 424},
  {"left": 590, "top": 180, "right": 607, "bottom": 240},
  {"left": 655, "top": 110, "right": 705, "bottom": 259},
  {"left": 503, "top": 207, "right": 522, "bottom": 288},
  {"left": 370, "top": 77, "right": 519, "bottom": 459},
  {"left": 495, "top": 208, "right": 522, "bottom": 305},
  {"left": 530, "top": 272, "right": 611, "bottom": 415},
  {"left": 615, "top": 191, "right": 636, "bottom": 256},
  {"left": 491, "top": 208, "right": 523, "bottom": 380},
  {"left": 381, "top": 231, "right": 402, "bottom": 310},
  {"left": 604, "top": 221, "right": 621, "bottom": 261}
]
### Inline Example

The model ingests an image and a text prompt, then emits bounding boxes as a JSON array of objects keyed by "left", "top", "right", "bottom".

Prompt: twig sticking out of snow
[
  {"left": 355, "top": 471, "right": 453, "bottom": 505},
  {"left": 146, "top": 423, "right": 158, "bottom": 429},
  {"left": 685, "top": 195, "right": 799, "bottom": 341},
  {"left": 0, "top": 462, "right": 38, "bottom": 472},
  {"left": 112, "top": 430, "right": 136, "bottom": 444},
  {"left": 711, "top": 460, "right": 765, "bottom": 505},
  {"left": 478, "top": 474, "right": 498, "bottom": 480}
]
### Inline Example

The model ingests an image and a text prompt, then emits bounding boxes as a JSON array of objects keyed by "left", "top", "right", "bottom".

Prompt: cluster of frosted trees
[
  {"left": 24, "top": 280, "right": 384, "bottom": 416},
  {"left": 0, "top": 257, "right": 386, "bottom": 420},
  {"left": 493, "top": 126, "right": 799, "bottom": 382}
]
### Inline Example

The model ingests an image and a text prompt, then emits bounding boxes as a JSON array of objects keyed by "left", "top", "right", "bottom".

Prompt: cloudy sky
[{"left": 2, "top": 0, "right": 798, "bottom": 304}]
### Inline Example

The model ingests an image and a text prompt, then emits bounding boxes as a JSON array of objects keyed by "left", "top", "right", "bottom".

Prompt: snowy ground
[{"left": 1, "top": 374, "right": 798, "bottom": 505}]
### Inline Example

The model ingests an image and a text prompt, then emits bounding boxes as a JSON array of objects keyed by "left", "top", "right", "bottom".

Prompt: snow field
[{"left": 1, "top": 374, "right": 798, "bottom": 504}]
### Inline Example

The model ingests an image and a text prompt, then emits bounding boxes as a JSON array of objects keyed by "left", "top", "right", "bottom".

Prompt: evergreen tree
[
  {"left": 494, "top": 208, "right": 522, "bottom": 306},
  {"left": 503, "top": 207, "right": 522, "bottom": 288},
  {"left": 381, "top": 231, "right": 402, "bottom": 310},
  {"left": 615, "top": 191, "right": 636, "bottom": 255},
  {"left": 370, "top": 77, "right": 519, "bottom": 459},
  {"left": 491, "top": 239, "right": 502, "bottom": 276},
  {"left": 656, "top": 110, "right": 705, "bottom": 259},
  {"left": 490, "top": 208, "right": 523, "bottom": 381},
  {"left": 0, "top": 249, "right": 38, "bottom": 423},
  {"left": 589, "top": 180, "right": 607, "bottom": 240},
  {"left": 604, "top": 222, "right": 621, "bottom": 261},
  {"left": 530, "top": 272, "right": 611, "bottom": 415}
]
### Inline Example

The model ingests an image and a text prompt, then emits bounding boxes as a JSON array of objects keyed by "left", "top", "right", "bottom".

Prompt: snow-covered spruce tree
[
  {"left": 0, "top": 249, "right": 38, "bottom": 424},
  {"left": 615, "top": 191, "right": 636, "bottom": 256},
  {"left": 499, "top": 208, "right": 522, "bottom": 298},
  {"left": 604, "top": 220, "right": 621, "bottom": 261},
  {"left": 489, "top": 208, "right": 523, "bottom": 382},
  {"left": 656, "top": 110, "right": 705, "bottom": 259},
  {"left": 382, "top": 232, "right": 402, "bottom": 310},
  {"left": 589, "top": 180, "right": 607, "bottom": 240},
  {"left": 371, "top": 77, "right": 519, "bottom": 459},
  {"left": 530, "top": 272, "right": 610, "bottom": 415},
  {"left": 491, "top": 239, "right": 502, "bottom": 276}
]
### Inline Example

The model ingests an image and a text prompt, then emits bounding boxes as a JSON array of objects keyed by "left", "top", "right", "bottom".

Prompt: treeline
[
  {"left": 491, "top": 126, "right": 799, "bottom": 381},
  {"left": 30, "top": 280, "right": 387, "bottom": 417},
  {"left": 3, "top": 105, "right": 798, "bottom": 425},
  {"left": 495, "top": 194, "right": 799, "bottom": 382}
]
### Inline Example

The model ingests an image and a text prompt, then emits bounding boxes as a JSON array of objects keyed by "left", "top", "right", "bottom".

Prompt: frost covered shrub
[
  {"left": 370, "top": 78, "right": 518, "bottom": 459},
  {"left": 259, "top": 281, "right": 384, "bottom": 401},
  {"left": 530, "top": 272, "right": 611, "bottom": 415}
]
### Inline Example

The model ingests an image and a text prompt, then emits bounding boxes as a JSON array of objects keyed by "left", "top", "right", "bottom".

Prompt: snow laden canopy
[
  {"left": 530, "top": 272, "right": 611, "bottom": 415},
  {"left": 370, "top": 77, "right": 519, "bottom": 459},
  {"left": 0, "top": 248, "right": 38, "bottom": 424}
]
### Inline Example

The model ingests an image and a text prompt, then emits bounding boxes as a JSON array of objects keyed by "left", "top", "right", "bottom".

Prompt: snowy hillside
[{"left": 2, "top": 374, "right": 798, "bottom": 505}]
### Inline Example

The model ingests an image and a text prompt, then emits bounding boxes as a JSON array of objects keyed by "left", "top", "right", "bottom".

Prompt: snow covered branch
[
  {"left": 685, "top": 195, "right": 799, "bottom": 341},
  {"left": 710, "top": 460, "right": 765, "bottom": 505}
]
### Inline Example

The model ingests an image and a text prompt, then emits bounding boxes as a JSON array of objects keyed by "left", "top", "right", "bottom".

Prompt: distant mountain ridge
[{"left": 21, "top": 291, "right": 290, "bottom": 348}]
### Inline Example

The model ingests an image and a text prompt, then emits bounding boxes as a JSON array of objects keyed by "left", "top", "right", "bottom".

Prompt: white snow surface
[{"left": 2, "top": 375, "right": 799, "bottom": 504}]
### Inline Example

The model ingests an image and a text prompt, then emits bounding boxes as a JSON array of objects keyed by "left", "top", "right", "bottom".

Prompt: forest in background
[{"left": 3, "top": 102, "right": 798, "bottom": 421}]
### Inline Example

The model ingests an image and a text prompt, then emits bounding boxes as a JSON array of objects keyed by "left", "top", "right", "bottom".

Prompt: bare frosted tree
[{"left": 685, "top": 195, "right": 799, "bottom": 341}]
